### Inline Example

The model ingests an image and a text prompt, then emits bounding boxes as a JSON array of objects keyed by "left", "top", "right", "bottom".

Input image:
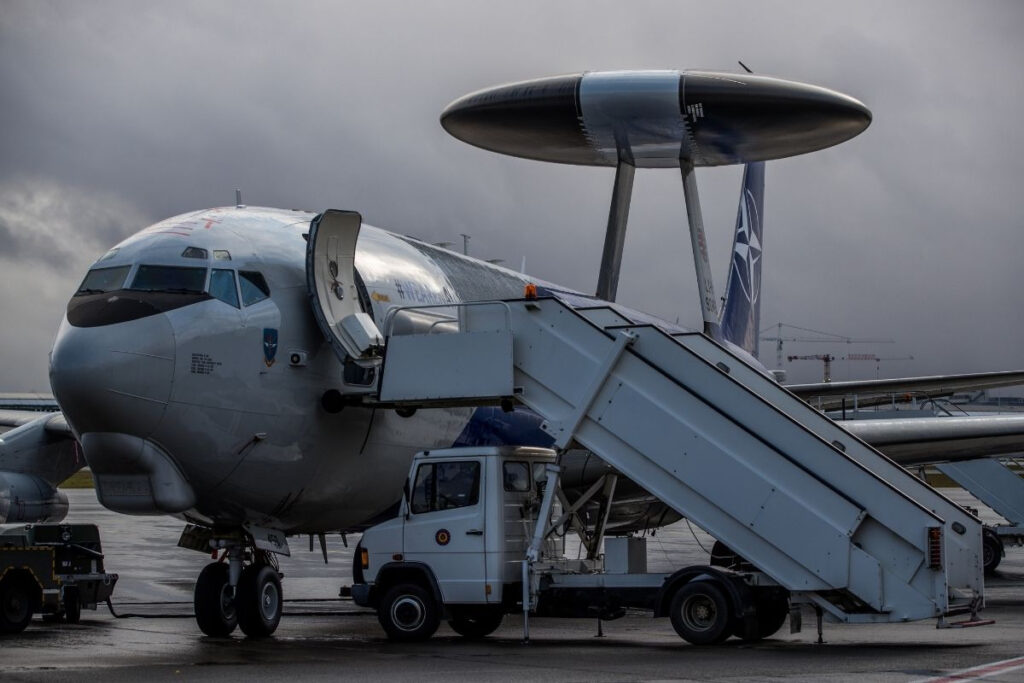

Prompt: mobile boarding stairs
[{"left": 369, "top": 297, "right": 986, "bottom": 627}]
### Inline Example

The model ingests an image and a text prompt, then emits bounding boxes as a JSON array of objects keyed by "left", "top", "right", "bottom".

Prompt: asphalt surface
[{"left": 2, "top": 488, "right": 1023, "bottom": 682}]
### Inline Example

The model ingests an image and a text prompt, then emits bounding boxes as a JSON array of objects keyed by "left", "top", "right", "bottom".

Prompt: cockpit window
[
  {"left": 129, "top": 265, "right": 207, "bottom": 293},
  {"left": 208, "top": 269, "right": 239, "bottom": 308},
  {"left": 76, "top": 265, "right": 131, "bottom": 295},
  {"left": 239, "top": 271, "right": 270, "bottom": 306}
]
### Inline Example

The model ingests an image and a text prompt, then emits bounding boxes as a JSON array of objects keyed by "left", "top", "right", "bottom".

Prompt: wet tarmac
[{"left": 2, "top": 488, "right": 1023, "bottom": 682}]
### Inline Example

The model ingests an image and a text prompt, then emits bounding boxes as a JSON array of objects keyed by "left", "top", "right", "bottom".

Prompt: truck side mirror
[{"left": 402, "top": 477, "right": 411, "bottom": 520}]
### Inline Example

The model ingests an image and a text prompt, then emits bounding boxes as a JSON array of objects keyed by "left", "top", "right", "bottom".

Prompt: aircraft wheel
[
  {"left": 447, "top": 607, "right": 503, "bottom": 639},
  {"left": 669, "top": 581, "right": 732, "bottom": 645},
  {"left": 983, "top": 529, "right": 1003, "bottom": 574},
  {"left": 236, "top": 564, "right": 283, "bottom": 638},
  {"left": 379, "top": 583, "right": 440, "bottom": 641},
  {"left": 0, "top": 574, "right": 34, "bottom": 635},
  {"left": 194, "top": 562, "right": 238, "bottom": 637},
  {"left": 63, "top": 587, "right": 82, "bottom": 624}
]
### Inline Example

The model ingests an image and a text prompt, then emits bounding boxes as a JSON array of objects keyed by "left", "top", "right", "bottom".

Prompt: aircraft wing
[
  {"left": 787, "top": 369, "right": 1024, "bottom": 411},
  {"left": 0, "top": 410, "right": 70, "bottom": 435},
  {"left": 845, "top": 415, "right": 1024, "bottom": 466}
]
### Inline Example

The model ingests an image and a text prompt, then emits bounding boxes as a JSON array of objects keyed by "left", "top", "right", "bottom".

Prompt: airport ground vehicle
[
  {"left": 351, "top": 298, "right": 989, "bottom": 644},
  {"left": 353, "top": 446, "right": 792, "bottom": 644},
  {"left": 0, "top": 523, "right": 118, "bottom": 634}
]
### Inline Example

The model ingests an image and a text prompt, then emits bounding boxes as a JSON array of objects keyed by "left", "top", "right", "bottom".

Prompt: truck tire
[
  {"left": 983, "top": 529, "right": 1003, "bottom": 574},
  {"left": 379, "top": 583, "right": 440, "bottom": 641},
  {"left": 448, "top": 607, "right": 503, "bottom": 639},
  {"left": 755, "top": 594, "right": 789, "bottom": 639},
  {"left": 0, "top": 575, "right": 34, "bottom": 635},
  {"left": 669, "top": 581, "right": 732, "bottom": 645},
  {"left": 64, "top": 587, "right": 82, "bottom": 624},
  {"left": 734, "top": 592, "right": 788, "bottom": 641},
  {"left": 236, "top": 564, "right": 283, "bottom": 638},
  {"left": 194, "top": 562, "right": 238, "bottom": 637}
]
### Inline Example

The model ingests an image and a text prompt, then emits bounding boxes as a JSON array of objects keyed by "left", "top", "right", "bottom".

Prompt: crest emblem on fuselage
[{"left": 263, "top": 328, "right": 279, "bottom": 367}]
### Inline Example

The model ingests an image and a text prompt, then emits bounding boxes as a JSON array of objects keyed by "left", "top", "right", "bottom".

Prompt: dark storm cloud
[
  {"left": 0, "top": 0, "right": 1022, "bottom": 390},
  {"left": 0, "top": 177, "right": 149, "bottom": 266}
]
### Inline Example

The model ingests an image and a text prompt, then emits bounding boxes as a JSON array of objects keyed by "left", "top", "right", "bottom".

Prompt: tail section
[{"left": 720, "top": 162, "right": 765, "bottom": 357}]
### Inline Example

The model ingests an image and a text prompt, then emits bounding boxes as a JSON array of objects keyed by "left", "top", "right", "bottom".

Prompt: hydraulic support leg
[
  {"left": 681, "top": 162, "right": 722, "bottom": 339},
  {"left": 595, "top": 161, "right": 635, "bottom": 302}
]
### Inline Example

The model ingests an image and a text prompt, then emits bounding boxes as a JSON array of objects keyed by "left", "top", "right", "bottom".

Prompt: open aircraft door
[{"left": 306, "top": 210, "right": 383, "bottom": 368}]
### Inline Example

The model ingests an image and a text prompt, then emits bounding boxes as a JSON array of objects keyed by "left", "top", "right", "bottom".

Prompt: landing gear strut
[{"left": 193, "top": 544, "right": 283, "bottom": 638}]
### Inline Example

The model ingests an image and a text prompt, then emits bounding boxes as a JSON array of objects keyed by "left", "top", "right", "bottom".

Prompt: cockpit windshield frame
[
  {"left": 75, "top": 265, "right": 132, "bottom": 295},
  {"left": 128, "top": 265, "right": 208, "bottom": 294}
]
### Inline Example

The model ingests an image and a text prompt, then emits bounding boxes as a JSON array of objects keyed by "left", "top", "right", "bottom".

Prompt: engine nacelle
[{"left": 0, "top": 471, "right": 69, "bottom": 524}]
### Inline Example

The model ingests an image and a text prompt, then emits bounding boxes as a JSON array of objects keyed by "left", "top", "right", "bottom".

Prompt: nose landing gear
[{"left": 194, "top": 546, "right": 283, "bottom": 638}]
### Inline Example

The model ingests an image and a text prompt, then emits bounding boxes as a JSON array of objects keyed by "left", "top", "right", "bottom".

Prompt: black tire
[
  {"left": 64, "top": 587, "right": 82, "bottom": 624},
  {"left": 236, "top": 564, "right": 283, "bottom": 638},
  {"left": 378, "top": 583, "right": 440, "bottom": 642},
  {"left": 669, "top": 581, "right": 732, "bottom": 645},
  {"left": 983, "top": 530, "right": 1003, "bottom": 574},
  {"left": 734, "top": 592, "right": 789, "bottom": 641},
  {"left": 0, "top": 575, "right": 34, "bottom": 635},
  {"left": 447, "top": 607, "right": 503, "bottom": 639},
  {"left": 194, "top": 562, "right": 238, "bottom": 637}
]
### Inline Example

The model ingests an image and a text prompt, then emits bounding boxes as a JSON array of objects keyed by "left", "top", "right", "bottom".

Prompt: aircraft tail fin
[{"left": 719, "top": 161, "right": 765, "bottom": 357}]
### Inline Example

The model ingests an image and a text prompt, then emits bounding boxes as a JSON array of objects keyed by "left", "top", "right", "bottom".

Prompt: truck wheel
[
  {"left": 194, "top": 562, "right": 238, "bottom": 637},
  {"left": 379, "top": 583, "right": 440, "bottom": 641},
  {"left": 448, "top": 607, "right": 503, "bottom": 639},
  {"left": 669, "top": 581, "right": 732, "bottom": 645},
  {"left": 983, "top": 530, "right": 1003, "bottom": 574},
  {"left": 64, "top": 587, "right": 82, "bottom": 624},
  {"left": 0, "top": 575, "right": 34, "bottom": 635},
  {"left": 236, "top": 564, "right": 283, "bottom": 638},
  {"left": 734, "top": 592, "right": 789, "bottom": 641}
]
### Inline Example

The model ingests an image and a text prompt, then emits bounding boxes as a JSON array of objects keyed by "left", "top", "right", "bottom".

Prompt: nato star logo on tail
[
  {"left": 731, "top": 187, "right": 763, "bottom": 306},
  {"left": 720, "top": 162, "right": 765, "bottom": 357}
]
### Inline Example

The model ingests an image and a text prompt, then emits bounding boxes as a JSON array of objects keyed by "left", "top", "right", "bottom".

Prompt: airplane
[{"left": 2, "top": 69, "right": 1023, "bottom": 639}]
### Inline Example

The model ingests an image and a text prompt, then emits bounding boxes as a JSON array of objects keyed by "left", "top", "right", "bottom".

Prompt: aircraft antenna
[
  {"left": 738, "top": 61, "right": 753, "bottom": 74},
  {"left": 235, "top": 189, "right": 244, "bottom": 208}
]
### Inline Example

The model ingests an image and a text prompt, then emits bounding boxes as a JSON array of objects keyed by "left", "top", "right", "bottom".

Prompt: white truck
[{"left": 352, "top": 445, "right": 790, "bottom": 644}]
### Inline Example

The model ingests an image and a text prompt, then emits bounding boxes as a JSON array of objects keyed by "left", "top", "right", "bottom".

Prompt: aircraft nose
[{"left": 49, "top": 314, "right": 175, "bottom": 438}]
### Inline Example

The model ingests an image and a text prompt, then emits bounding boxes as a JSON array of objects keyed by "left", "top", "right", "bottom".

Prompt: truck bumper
[{"left": 352, "top": 583, "right": 372, "bottom": 607}]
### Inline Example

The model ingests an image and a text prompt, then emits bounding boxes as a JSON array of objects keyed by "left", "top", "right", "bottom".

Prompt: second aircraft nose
[{"left": 49, "top": 313, "right": 176, "bottom": 438}]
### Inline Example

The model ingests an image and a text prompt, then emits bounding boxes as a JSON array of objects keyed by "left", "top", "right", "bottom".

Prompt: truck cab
[{"left": 353, "top": 446, "right": 556, "bottom": 639}]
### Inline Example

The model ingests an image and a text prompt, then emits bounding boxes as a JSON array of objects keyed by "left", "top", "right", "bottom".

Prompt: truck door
[
  {"left": 403, "top": 458, "right": 489, "bottom": 604},
  {"left": 305, "top": 209, "right": 382, "bottom": 366}
]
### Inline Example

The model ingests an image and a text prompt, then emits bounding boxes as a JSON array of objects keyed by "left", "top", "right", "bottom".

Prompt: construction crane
[
  {"left": 760, "top": 322, "right": 894, "bottom": 370},
  {"left": 787, "top": 353, "right": 914, "bottom": 382},
  {"left": 846, "top": 354, "right": 916, "bottom": 379},
  {"left": 787, "top": 354, "right": 837, "bottom": 382}
]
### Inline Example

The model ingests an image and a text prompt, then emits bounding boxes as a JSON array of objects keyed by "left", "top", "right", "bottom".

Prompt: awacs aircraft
[{"left": 1, "top": 70, "right": 1023, "bottom": 638}]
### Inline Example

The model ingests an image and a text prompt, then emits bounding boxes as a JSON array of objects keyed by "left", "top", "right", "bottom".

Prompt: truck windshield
[
  {"left": 411, "top": 461, "right": 480, "bottom": 513},
  {"left": 129, "top": 265, "right": 207, "bottom": 293}
]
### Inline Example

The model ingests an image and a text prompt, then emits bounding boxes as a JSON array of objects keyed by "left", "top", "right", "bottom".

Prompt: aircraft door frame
[{"left": 306, "top": 209, "right": 376, "bottom": 365}]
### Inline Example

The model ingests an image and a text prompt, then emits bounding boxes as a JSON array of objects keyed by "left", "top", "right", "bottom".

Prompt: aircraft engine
[{"left": 0, "top": 471, "right": 69, "bottom": 524}]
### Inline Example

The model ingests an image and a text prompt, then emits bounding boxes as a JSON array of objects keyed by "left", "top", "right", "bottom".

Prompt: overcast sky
[{"left": 1, "top": 1, "right": 1021, "bottom": 390}]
